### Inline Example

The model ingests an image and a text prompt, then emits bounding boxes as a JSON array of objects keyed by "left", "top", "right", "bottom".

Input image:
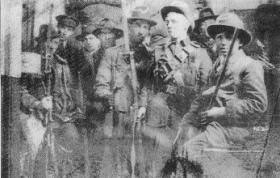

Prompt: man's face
[
  {"left": 47, "top": 38, "right": 60, "bottom": 54},
  {"left": 215, "top": 31, "right": 242, "bottom": 57},
  {"left": 165, "top": 12, "right": 190, "bottom": 40},
  {"left": 83, "top": 34, "right": 101, "bottom": 52},
  {"left": 199, "top": 19, "right": 215, "bottom": 37},
  {"left": 97, "top": 28, "right": 116, "bottom": 49},
  {"left": 57, "top": 25, "right": 75, "bottom": 41},
  {"left": 129, "top": 20, "right": 150, "bottom": 45}
]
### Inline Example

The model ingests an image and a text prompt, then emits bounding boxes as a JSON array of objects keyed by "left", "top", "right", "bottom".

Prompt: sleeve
[
  {"left": 197, "top": 49, "right": 213, "bottom": 93},
  {"left": 225, "top": 60, "right": 268, "bottom": 122},
  {"left": 21, "top": 87, "right": 40, "bottom": 110},
  {"left": 94, "top": 50, "right": 113, "bottom": 98}
]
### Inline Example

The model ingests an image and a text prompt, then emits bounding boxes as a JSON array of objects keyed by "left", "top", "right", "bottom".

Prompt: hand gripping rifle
[
  {"left": 121, "top": 0, "right": 141, "bottom": 177},
  {"left": 41, "top": 4, "right": 58, "bottom": 177}
]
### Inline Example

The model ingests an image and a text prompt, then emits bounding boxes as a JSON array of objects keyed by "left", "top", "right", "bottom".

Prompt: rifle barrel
[{"left": 208, "top": 28, "right": 239, "bottom": 108}]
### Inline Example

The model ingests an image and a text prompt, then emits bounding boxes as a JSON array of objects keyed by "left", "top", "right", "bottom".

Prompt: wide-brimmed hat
[
  {"left": 128, "top": 6, "right": 157, "bottom": 27},
  {"left": 207, "top": 13, "right": 251, "bottom": 46},
  {"left": 56, "top": 15, "right": 79, "bottom": 28},
  {"left": 76, "top": 23, "right": 97, "bottom": 41},
  {"left": 93, "top": 18, "right": 123, "bottom": 39},
  {"left": 194, "top": 7, "right": 217, "bottom": 33},
  {"left": 160, "top": 1, "right": 195, "bottom": 29},
  {"left": 195, "top": 8, "right": 217, "bottom": 25}
]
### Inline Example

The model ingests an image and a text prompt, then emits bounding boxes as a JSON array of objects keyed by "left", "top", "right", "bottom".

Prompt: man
[
  {"left": 94, "top": 6, "right": 156, "bottom": 177},
  {"left": 149, "top": 1, "right": 212, "bottom": 131},
  {"left": 139, "top": 2, "right": 212, "bottom": 177},
  {"left": 21, "top": 29, "right": 85, "bottom": 177},
  {"left": 95, "top": 6, "right": 156, "bottom": 136},
  {"left": 76, "top": 24, "right": 104, "bottom": 115},
  {"left": 55, "top": 15, "right": 85, "bottom": 108},
  {"left": 192, "top": 7, "right": 218, "bottom": 61},
  {"left": 93, "top": 18, "right": 123, "bottom": 49},
  {"left": 180, "top": 13, "right": 268, "bottom": 177}
]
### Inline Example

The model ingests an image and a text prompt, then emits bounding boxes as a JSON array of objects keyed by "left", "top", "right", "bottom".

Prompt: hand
[
  {"left": 137, "top": 107, "right": 146, "bottom": 119},
  {"left": 106, "top": 95, "right": 114, "bottom": 107},
  {"left": 201, "top": 86, "right": 216, "bottom": 96},
  {"left": 200, "top": 107, "right": 225, "bottom": 119},
  {"left": 172, "top": 70, "right": 184, "bottom": 86},
  {"left": 40, "top": 96, "right": 53, "bottom": 111}
]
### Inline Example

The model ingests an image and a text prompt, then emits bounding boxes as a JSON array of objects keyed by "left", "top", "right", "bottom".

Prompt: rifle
[
  {"left": 166, "top": 28, "right": 240, "bottom": 178},
  {"left": 207, "top": 28, "right": 239, "bottom": 109},
  {"left": 103, "top": 52, "right": 116, "bottom": 138},
  {"left": 121, "top": 0, "right": 140, "bottom": 177},
  {"left": 41, "top": 4, "right": 59, "bottom": 178}
]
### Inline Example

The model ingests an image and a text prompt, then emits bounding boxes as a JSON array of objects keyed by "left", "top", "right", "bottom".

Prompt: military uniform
[
  {"left": 148, "top": 38, "right": 212, "bottom": 128},
  {"left": 94, "top": 44, "right": 148, "bottom": 127}
]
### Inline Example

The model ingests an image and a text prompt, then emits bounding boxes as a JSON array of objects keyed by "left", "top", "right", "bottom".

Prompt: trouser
[{"left": 181, "top": 121, "right": 253, "bottom": 178}]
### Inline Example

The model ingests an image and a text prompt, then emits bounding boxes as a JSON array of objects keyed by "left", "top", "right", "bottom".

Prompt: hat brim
[
  {"left": 93, "top": 28, "right": 124, "bottom": 39},
  {"left": 76, "top": 32, "right": 91, "bottom": 41},
  {"left": 127, "top": 18, "right": 157, "bottom": 27},
  {"left": 207, "top": 25, "right": 251, "bottom": 46},
  {"left": 193, "top": 15, "right": 217, "bottom": 33},
  {"left": 160, "top": 6, "right": 185, "bottom": 20},
  {"left": 195, "top": 15, "right": 217, "bottom": 25}
]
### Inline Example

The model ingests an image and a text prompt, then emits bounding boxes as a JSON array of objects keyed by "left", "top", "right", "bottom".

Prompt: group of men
[{"left": 20, "top": 1, "right": 268, "bottom": 177}]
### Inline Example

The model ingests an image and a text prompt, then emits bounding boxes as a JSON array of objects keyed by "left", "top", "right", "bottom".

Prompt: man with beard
[
  {"left": 94, "top": 6, "right": 156, "bottom": 177},
  {"left": 192, "top": 7, "right": 218, "bottom": 62},
  {"left": 179, "top": 13, "right": 268, "bottom": 177},
  {"left": 93, "top": 18, "right": 123, "bottom": 49},
  {"left": 95, "top": 6, "right": 156, "bottom": 137}
]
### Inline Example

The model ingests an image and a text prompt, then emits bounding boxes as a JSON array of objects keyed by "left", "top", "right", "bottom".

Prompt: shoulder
[
  {"left": 243, "top": 55, "right": 263, "bottom": 71},
  {"left": 190, "top": 41, "right": 202, "bottom": 48},
  {"left": 104, "top": 44, "right": 124, "bottom": 55},
  {"left": 67, "top": 38, "right": 83, "bottom": 50}
]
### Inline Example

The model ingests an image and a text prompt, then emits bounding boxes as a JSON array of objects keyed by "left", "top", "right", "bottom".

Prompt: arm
[
  {"left": 197, "top": 48, "right": 213, "bottom": 93},
  {"left": 225, "top": 60, "right": 268, "bottom": 123}
]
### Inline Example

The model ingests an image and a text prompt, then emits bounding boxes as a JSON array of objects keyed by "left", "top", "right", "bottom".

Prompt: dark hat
[
  {"left": 56, "top": 15, "right": 79, "bottom": 28},
  {"left": 93, "top": 18, "right": 123, "bottom": 39},
  {"left": 160, "top": 1, "right": 194, "bottom": 29},
  {"left": 128, "top": 6, "right": 157, "bottom": 27},
  {"left": 76, "top": 23, "right": 97, "bottom": 41},
  {"left": 195, "top": 8, "right": 217, "bottom": 25},
  {"left": 35, "top": 24, "right": 59, "bottom": 41},
  {"left": 207, "top": 13, "right": 251, "bottom": 46}
]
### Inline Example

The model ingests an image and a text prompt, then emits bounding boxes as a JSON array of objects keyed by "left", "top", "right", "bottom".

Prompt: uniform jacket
[
  {"left": 21, "top": 54, "right": 82, "bottom": 121},
  {"left": 188, "top": 50, "right": 268, "bottom": 127},
  {"left": 94, "top": 45, "right": 148, "bottom": 112},
  {"left": 153, "top": 38, "right": 213, "bottom": 115},
  {"left": 191, "top": 33, "right": 217, "bottom": 62}
]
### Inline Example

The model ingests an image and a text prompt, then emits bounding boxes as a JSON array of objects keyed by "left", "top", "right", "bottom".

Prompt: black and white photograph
[{"left": 1, "top": 0, "right": 280, "bottom": 177}]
